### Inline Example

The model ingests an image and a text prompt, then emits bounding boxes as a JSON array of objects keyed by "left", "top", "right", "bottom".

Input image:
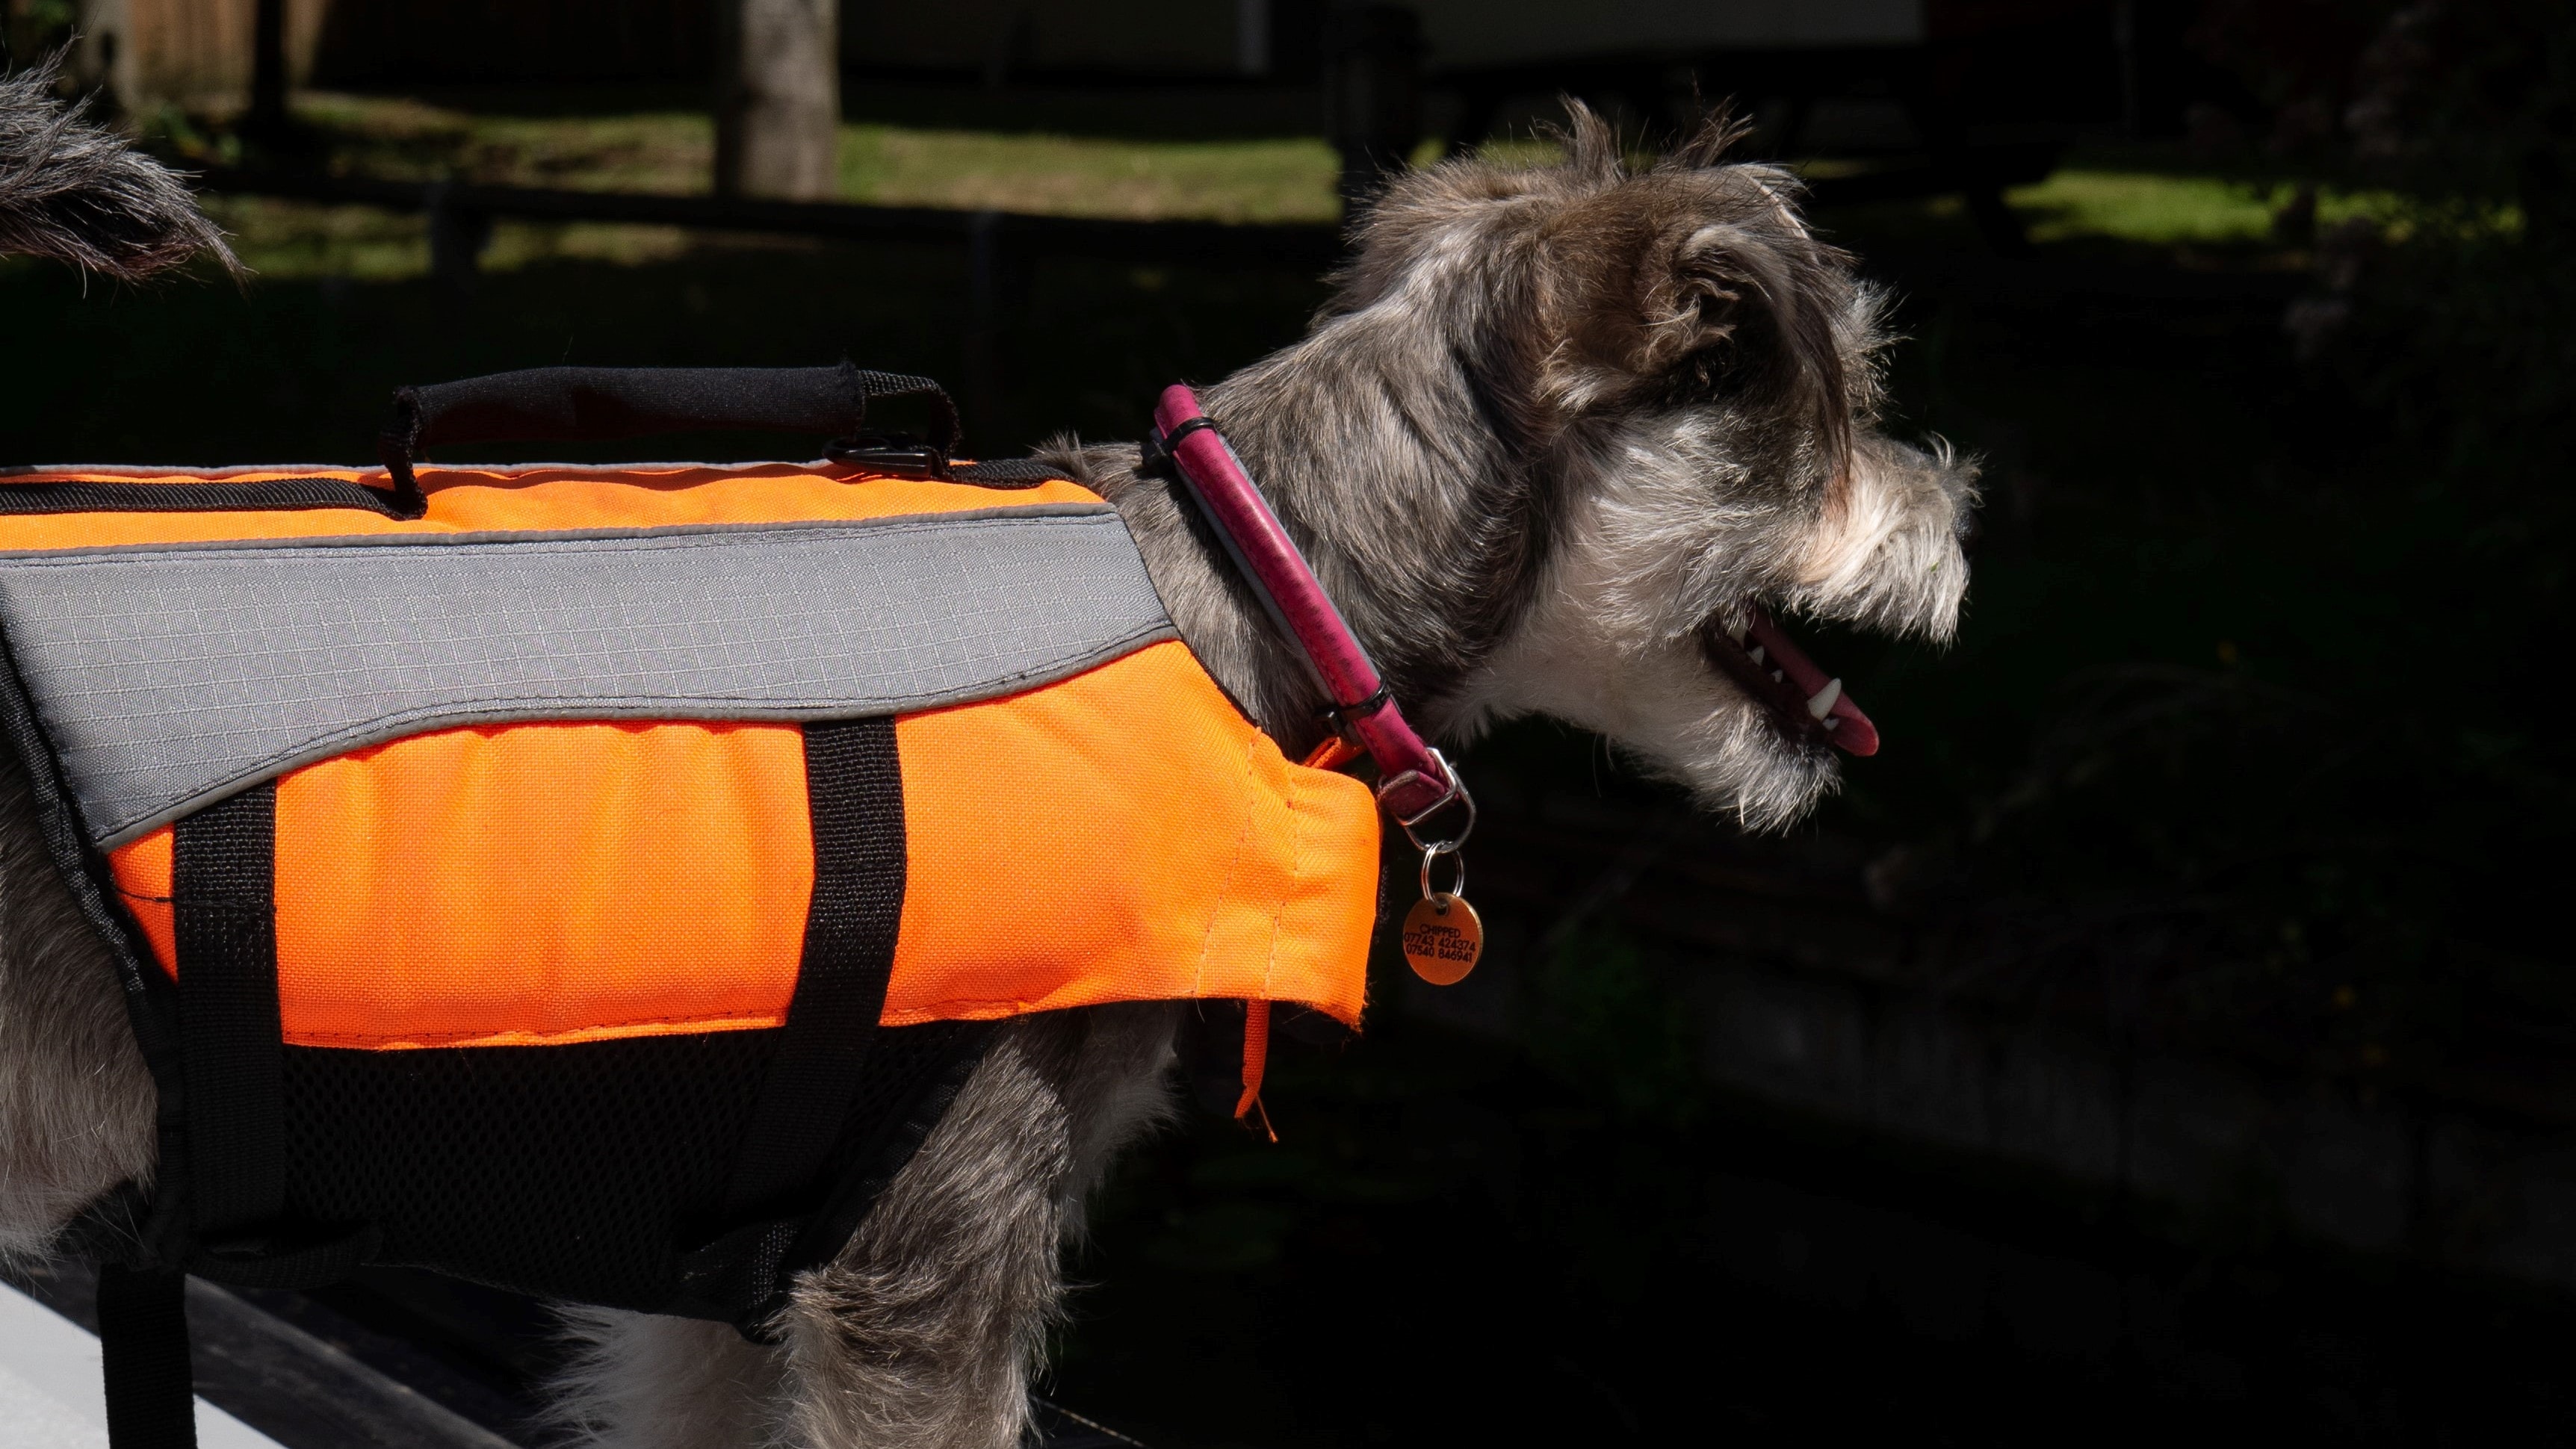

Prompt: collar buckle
[{"left": 1378, "top": 748, "right": 1475, "bottom": 854}]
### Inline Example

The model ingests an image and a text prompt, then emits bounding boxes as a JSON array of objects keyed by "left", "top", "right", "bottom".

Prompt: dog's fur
[
  {"left": 0, "top": 58, "right": 235, "bottom": 281},
  {"left": 0, "top": 98, "right": 1970, "bottom": 1448}
]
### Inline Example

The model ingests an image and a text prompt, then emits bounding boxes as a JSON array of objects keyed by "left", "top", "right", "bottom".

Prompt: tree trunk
[
  {"left": 713, "top": 0, "right": 840, "bottom": 201},
  {"left": 247, "top": 0, "right": 288, "bottom": 139},
  {"left": 1325, "top": 4, "right": 1422, "bottom": 215}
]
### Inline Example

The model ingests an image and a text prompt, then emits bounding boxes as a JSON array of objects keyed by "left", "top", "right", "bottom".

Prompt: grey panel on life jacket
[{"left": 0, "top": 504, "right": 1178, "bottom": 848}]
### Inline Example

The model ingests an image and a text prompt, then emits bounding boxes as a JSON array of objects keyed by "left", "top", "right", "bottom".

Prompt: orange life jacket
[{"left": 0, "top": 453, "right": 1380, "bottom": 1325}]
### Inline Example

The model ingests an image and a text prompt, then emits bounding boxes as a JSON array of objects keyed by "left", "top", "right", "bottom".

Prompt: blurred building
[
  {"left": 67, "top": 0, "right": 328, "bottom": 108},
  {"left": 68, "top": 0, "right": 710, "bottom": 105},
  {"left": 69, "top": 0, "right": 2195, "bottom": 143}
]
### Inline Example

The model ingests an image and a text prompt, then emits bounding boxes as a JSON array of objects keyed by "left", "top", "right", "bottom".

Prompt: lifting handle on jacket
[{"left": 374, "top": 363, "right": 965, "bottom": 515}]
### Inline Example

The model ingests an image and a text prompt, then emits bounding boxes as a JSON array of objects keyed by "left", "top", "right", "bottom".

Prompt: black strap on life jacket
[
  {"left": 174, "top": 784, "right": 285, "bottom": 1250},
  {"left": 95, "top": 1264, "right": 193, "bottom": 1449},
  {"left": 662, "top": 717, "right": 909, "bottom": 1323},
  {"left": 728, "top": 719, "right": 905, "bottom": 1216},
  {"left": 87, "top": 716, "right": 938, "bottom": 1444},
  {"left": 89, "top": 786, "right": 287, "bottom": 1449}
]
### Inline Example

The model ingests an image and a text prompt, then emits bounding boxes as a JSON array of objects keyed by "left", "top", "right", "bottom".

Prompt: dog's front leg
[{"left": 552, "top": 1003, "right": 1177, "bottom": 1449}]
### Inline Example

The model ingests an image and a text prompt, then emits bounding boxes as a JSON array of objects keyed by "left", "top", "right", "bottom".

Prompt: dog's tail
[{"left": 0, "top": 53, "right": 238, "bottom": 281}]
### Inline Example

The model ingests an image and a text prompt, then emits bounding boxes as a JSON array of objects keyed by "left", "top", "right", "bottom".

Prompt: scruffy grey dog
[{"left": 0, "top": 100, "right": 1971, "bottom": 1448}]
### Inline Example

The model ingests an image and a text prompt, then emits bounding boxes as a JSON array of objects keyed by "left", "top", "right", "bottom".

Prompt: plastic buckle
[{"left": 828, "top": 435, "right": 951, "bottom": 479}]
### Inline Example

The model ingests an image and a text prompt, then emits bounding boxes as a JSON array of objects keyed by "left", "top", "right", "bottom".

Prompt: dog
[{"left": 0, "top": 82, "right": 1971, "bottom": 1448}]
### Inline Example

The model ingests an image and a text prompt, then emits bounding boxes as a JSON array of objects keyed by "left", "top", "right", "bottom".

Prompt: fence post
[
  {"left": 965, "top": 208, "right": 1005, "bottom": 448},
  {"left": 426, "top": 184, "right": 492, "bottom": 290},
  {"left": 714, "top": 0, "right": 842, "bottom": 201},
  {"left": 1325, "top": 4, "right": 1422, "bottom": 217},
  {"left": 247, "top": 0, "right": 289, "bottom": 139}
]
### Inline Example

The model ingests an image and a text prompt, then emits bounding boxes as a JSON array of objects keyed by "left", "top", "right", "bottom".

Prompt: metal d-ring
[
  {"left": 1419, "top": 844, "right": 1466, "bottom": 905},
  {"left": 1390, "top": 748, "right": 1477, "bottom": 856}
]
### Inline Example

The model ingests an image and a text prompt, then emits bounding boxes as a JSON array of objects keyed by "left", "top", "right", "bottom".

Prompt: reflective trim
[{"left": 0, "top": 505, "right": 1174, "bottom": 847}]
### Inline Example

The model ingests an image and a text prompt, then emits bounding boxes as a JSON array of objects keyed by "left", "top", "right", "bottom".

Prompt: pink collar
[{"left": 1148, "top": 385, "right": 1472, "bottom": 853}]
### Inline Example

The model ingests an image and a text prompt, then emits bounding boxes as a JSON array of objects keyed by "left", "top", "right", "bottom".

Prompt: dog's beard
[{"left": 1456, "top": 418, "right": 1969, "bottom": 831}]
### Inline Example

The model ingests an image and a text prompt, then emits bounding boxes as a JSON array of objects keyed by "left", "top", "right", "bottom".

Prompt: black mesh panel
[
  {"left": 278, "top": 1021, "right": 987, "bottom": 1315},
  {"left": 281, "top": 1031, "right": 775, "bottom": 1311},
  {"left": 782, "top": 1019, "right": 995, "bottom": 1288}
]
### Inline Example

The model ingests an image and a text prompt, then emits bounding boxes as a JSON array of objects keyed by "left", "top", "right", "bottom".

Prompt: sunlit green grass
[
  {"left": 191, "top": 94, "right": 2483, "bottom": 280},
  {"left": 2004, "top": 166, "right": 2399, "bottom": 246},
  {"left": 282, "top": 90, "right": 2443, "bottom": 246},
  {"left": 201, "top": 196, "right": 697, "bottom": 281},
  {"left": 838, "top": 125, "right": 1343, "bottom": 222},
  {"left": 270, "top": 93, "right": 1357, "bottom": 222}
]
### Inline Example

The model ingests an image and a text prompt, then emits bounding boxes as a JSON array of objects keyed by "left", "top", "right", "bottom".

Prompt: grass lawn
[
  {"left": 2007, "top": 155, "right": 2406, "bottom": 248},
  {"left": 196, "top": 93, "right": 1351, "bottom": 223},
  {"left": 160, "top": 93, "right": 2407, "bottom": 270},
  {"left": 840, "top": 126, "right": 1345, "bottom": 222}
]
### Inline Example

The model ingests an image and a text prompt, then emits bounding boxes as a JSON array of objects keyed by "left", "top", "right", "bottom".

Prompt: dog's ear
[
  {"left": 1633, "top": 223, "right": 1768, "bottom": 376},
  {"left": 1629, "top": 217, "right": 1854, "bottom": 484}
]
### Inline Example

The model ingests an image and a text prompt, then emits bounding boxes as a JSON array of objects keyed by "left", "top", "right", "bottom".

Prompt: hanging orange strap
[
  {"left": 1229, "top": 736, "right": 1367, "bottom": 1143},
  {"left": 1234, "top": 999, "right": 1275, "bottom": 1141}
]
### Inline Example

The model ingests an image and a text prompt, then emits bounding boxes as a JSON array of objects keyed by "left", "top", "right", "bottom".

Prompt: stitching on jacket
[
  {"left": 1261, "top": 751, "right": 1300, "bottom": 1002},
  {"left": 1189, "top": 727, "right": 1263, "bottom": 999}
]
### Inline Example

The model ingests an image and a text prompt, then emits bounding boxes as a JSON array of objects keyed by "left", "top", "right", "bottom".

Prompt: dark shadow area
[
  {"left": 1054, "top": 1012, "right": 2576, "bottom": 1448},
  {"left": 833, "top": 82, "right": 1333, "bottom": 143},
  {"left": 0, "top": 237, "right": 1325, "bottom": 465}
]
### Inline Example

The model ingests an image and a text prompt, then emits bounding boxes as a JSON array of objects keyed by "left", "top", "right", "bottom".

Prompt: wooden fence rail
[{"left": 187, "top": 143, "right": 2052, "bottom": 433}]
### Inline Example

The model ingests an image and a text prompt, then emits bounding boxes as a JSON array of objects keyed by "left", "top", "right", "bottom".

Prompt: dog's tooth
[
  {"left": 1747, "top": 645, "right": 1766, "bottom": 664},
  {"left": 1728, "top": 619, "right": 1749, "bottom": 644},
  {"left": 1806, "top": 678, "right": 1843, "bottom": 720},
  {"left": 1770, "top": 668, "right": 1784, "bottom": 683}
]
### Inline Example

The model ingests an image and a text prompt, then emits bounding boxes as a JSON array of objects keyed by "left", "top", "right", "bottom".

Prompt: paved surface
[
  {"left": 9, "top": 1265, "right": 513, "bottom": 1449},
  {"left": 0, "top": 1282, "right": 281, "bottom": 1449}
]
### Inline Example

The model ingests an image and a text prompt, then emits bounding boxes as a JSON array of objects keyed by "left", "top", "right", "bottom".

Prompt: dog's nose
[{"left": 1952, "top": 506, "right": 1981, "bottom": 559}]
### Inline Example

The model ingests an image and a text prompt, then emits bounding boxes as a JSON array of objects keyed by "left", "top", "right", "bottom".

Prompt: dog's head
[{"left": 1266, "top": 107, "right": 1975, "bottom": 831}]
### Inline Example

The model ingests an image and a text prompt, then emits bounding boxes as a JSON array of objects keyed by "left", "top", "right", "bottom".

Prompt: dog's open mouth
[{"left": 1697, "top": 604, "right": 1880, "bottom": 756}]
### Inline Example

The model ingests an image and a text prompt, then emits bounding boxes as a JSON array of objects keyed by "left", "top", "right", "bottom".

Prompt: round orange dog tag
[{"left": 1402, "top": 894, "right": 1483, "bottom": 984}]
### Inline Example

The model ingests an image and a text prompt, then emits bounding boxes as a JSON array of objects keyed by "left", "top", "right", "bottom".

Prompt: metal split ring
[{"left": 1419, "top": 845, "right": 1466, "bottom": 904}]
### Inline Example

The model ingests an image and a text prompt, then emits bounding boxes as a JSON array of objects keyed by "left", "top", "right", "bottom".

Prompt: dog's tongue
[{"left": 1746, "top": 607, "right": 1880, "bottom": 757}]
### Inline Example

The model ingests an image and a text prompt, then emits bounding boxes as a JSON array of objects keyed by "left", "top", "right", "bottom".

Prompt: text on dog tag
[{"left": 1402, "top": 894, "right": 1483, "bottom": 985}]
